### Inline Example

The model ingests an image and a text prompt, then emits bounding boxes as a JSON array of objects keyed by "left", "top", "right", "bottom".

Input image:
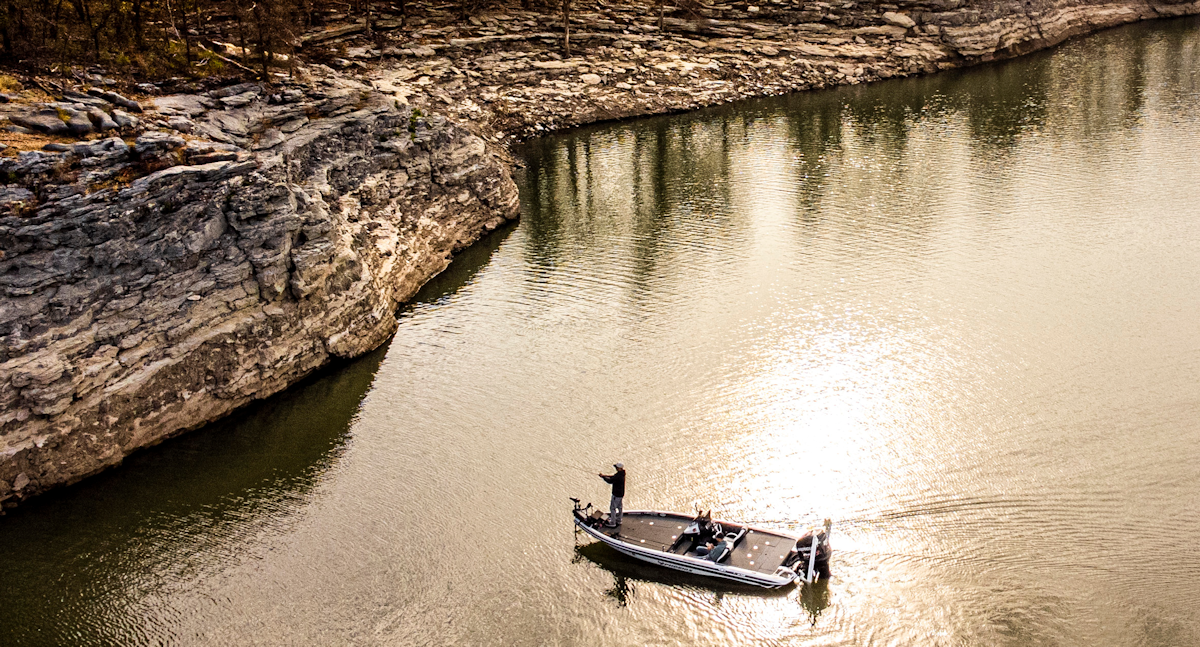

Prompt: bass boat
[{"left": 571, "top": 498, "right": 831, "bottom": 589}]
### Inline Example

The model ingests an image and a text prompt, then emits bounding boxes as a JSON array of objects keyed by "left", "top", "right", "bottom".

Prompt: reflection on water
[
  {"left": 0, "top": 344, "right": 389, "bottom": 645},
  {"left": 3, "top": 15, "right": 1200, "bottom": 646},
  {"left": 798, "top": 580, "right": 831, "bottom": 627}
]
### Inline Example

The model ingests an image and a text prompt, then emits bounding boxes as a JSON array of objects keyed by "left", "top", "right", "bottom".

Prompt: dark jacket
[
  {"left": 601, "top": 470, "right": 625, "bottom": 497},
  {"left": 706, "top": 541, "right": 730, "bottom": 563}
]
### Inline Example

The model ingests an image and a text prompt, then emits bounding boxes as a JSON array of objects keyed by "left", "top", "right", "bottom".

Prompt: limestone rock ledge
[
  {"left": 0, "top": 85, "right": 519, "bottom": 507},
  {"left": 934, "top": 0, "right": 1200, "bottom": 59}
]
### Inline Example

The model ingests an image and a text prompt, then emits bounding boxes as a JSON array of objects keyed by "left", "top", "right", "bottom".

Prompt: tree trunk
[
  {"left": 0, "top": 0, "right": 13, "bottom": 58},
  {"left": 253, "top": 0, "right": 269, "bottom": 80},
  {"left": 236, "top": 5, "right": 249, "bottom": 68},
  {"left": 132, "top": 0, "right": 143, "bottom": 49},
  {"left": 561, "top": 0, "right": 570, "bottom": 57},
  {"left": 69, "top": 0, "right": 101, "bottom": 59}
]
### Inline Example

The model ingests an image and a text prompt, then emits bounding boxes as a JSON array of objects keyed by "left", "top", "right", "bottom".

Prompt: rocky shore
[
  {"left": 356, "top": 0, "right": 1200, "bottom": 140},
  {"left": 2, "top": 0, "right": 1198, "bottom": 508},
  {"left": 1, "top": 79, "right": 519, "bottom": 507}
]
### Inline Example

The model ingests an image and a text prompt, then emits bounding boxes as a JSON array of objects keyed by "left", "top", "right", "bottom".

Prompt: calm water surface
[{"left": 4, "top": 17, "right": 1200, "bottom": 646}]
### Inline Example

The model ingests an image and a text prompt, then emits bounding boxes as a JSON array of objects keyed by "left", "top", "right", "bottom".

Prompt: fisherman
[
  {"left": 598, "top": 462, "right": 626, "bottom": 527},
  {"left": 694, "top": 535, "right": 719, "bottom": 558},
  {"left": 704, "top": 533, "right": 733, "bottom": 563}
]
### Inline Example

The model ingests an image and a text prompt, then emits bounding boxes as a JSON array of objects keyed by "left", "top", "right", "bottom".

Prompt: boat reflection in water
[{"left": 572, "top": 540, "right": 831, "bottom": 619}]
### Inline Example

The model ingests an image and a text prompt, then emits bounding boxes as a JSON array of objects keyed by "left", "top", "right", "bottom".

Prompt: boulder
[
  {"left": 0, "top": 186, "right": 33, "bottom": 209},
  {"left": 88, "top": 89, "right": 143, "bottom": 112},
  {"left": 882, "top": 12, "right": 916, "bottom": 29},
  {"left": 209, "top": 82, "right": 261, "bottom": 99},
  {"left": 72, "top": 137, "right": 129, "bottom": 158},
  {"left": 134, "top": 130, "right": 186, "bottom": 155},
  {"left": 167, "top": 116, "right": 195, "bottom": 133},
  {"left": 87, "top": 107, "right": 120, "bottom": 131},
  {"left": 9, "top": 107, "right": 69, "bottom": 135},
  {"left": 252, "top": 128, "right": 285, "bottom": 150},
  {"left": 152, "top": 94, "right": 209, "bottom": 116},
  {"left": 62, "top": 90, "right": 111, "bottom": 108},
  {"left": 220, "top": 92, "right": 259, "bottom": 109},
  {"left": 112, "top": 109, "right": 140, "bottom": 129},
  {"left": 61, "top": 107, "right": 94, "bottom": 136},
  {"left": 192, "top": 151, "right": 240, "bottom": 164}
]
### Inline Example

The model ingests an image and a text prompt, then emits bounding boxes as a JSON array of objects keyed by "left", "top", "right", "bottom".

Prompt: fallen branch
[
  {"left": 446, "top": 31, "right": 628, "bottom": 48},
  {"left": 301, "top": 18, "right": 405, "bottom": 44},
  {"left": 199, "top": 43, "right": 261, "bottom": 76}
]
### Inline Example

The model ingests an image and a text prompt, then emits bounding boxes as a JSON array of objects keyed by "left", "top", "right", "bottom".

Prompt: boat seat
[
  {"left": 715, "top": 528, "right": 748, "bottom": 563},
  {"left": 702, "top": 528, "right": 745, "bottom": 563}
]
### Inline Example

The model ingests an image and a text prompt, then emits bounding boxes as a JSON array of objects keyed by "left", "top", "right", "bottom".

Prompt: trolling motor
[{"left": 571, "top": 497, "right": 606, "bottom": 528}]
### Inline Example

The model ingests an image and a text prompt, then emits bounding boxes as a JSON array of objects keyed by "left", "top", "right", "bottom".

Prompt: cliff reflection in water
[
  {"left": 522, "top": 17, "right": 1199, "bottom": 256},
  {"left": 0, "top": 346, "right": 387, "bottom": 645},
  {"left": 0, "top": 217, "right": 520, "bottom": 646}
]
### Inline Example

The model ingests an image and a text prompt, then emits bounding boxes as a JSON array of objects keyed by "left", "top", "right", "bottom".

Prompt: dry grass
[
  {"left": 0, "top": 130, "right": 70, "bottom": 153},
  {"left": 0, "top": 75, "right": 23, "bottom": 92}
]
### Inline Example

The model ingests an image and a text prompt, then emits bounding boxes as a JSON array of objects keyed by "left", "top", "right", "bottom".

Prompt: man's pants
[{"left": 608, "top": 495, "right": 623, "bottom": 526}]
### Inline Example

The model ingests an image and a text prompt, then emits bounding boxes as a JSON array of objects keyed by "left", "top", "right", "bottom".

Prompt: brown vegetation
[
  {"left": 0, "top": 0, "right": 579, "bottom": 82},
  {"left": 0, "top": 0, "right": 311, "bottom": 79}
]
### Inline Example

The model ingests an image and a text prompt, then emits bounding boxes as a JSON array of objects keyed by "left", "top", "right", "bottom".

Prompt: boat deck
[{"left": 597, "top": 511, "right": 797, "bottom": 575}]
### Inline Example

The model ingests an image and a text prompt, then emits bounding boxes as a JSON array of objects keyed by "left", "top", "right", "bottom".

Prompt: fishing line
[
  {"left": 541, "top": 454, "right": 594, "bottom": 473},
  {"left": 724, "top": 511, "right": 910, "bottom": 527}
]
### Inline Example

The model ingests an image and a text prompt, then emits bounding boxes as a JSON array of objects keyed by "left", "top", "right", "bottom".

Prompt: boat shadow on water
[{"left": 572, "top": 540, "right": 832, "bottom": 622}]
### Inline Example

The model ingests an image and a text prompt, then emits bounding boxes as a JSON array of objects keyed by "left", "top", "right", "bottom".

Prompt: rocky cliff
[{"left": 0, "top": 78, "right": 519, "bottom": 506}]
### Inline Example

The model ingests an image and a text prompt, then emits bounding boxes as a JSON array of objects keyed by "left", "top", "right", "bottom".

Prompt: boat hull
[{"left": 572, "top": 512, "right": 798, "bottom": 589}]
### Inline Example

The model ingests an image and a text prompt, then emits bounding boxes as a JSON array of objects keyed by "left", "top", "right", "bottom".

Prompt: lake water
[{"left": 3, "top": 16, "right": 1200, "bottom": 646}]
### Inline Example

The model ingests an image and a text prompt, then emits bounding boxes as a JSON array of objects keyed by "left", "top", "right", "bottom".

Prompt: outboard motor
[{"left": 786, "top": 519, "right": 833, "bottom": 582}]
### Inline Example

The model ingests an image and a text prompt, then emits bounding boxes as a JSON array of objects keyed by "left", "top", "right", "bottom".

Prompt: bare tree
[{"left": 561, "top": 0, "right": 570, "bottom": 56}]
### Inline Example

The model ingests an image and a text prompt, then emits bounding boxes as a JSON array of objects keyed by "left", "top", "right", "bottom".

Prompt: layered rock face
[{"left": 0, "top": 82, "right": 519, "bottom": 506}]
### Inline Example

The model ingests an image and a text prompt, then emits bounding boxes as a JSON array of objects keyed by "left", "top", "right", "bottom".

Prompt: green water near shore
[{"left": 3, "top": 16, "right": 1200, "bottom": 646}]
